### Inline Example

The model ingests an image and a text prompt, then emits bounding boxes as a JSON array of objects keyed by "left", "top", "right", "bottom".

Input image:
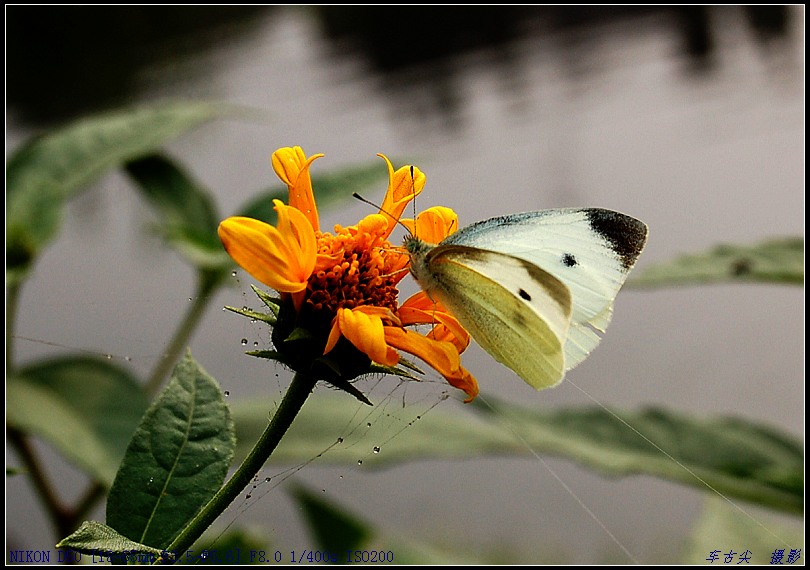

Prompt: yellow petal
[
  {"left": 378, "top": 154, "right": 425, "bottom": 238},
  {"left": 333, "top": 308, "right": 400, "bottom": 366},
  {"left": 218, "top": 201, "right": 316, "bottom": 293},
  {"left": 271, "top": 146, "right": 323, "bottom": 232},
  {"left": 384, "top": 327, "right": 459, "bottom": 377},
  {"left": 384, "top": 327, "right": 478, "bottom": 401},
  {"left": 446, "top": 367, "right": 479, "bottom": 403},
  {"left": 401, "top": 206, "right": 458, "bottom": 244},
  {"left": 398, "top": 292, "right": 470, "bottom": 351}
]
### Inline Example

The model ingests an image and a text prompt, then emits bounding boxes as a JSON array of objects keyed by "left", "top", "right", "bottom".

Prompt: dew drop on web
[
  {"left": 241, "top": 338, "right": 248, "bottom": 346},
  {"left": 373, "top": 446, "right": 381, "bottom": 454},
  {"left": 357, "top": 459, "right": 363, "bottom": 466},
  {"left": 224, "top": 390, "right": 230, "bottom": 397}
]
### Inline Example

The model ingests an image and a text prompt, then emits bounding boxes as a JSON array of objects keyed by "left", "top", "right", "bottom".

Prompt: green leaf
[
  {"left": 6, "top": 101, "right": 233, "bottom": 282},
  {"left": 236, "top": 161, "right": 389, "bottom": 223},
  {"left": 475, "top": 400, "right": 803, "bottom": 515},
  {"left": 290, "top": 484, "right": 371, "bottom": 554},
  {"left": 290, "top": 483, "right": 481, "bottom": 564},
  {"left": 106, "top": 351, "right": 236, "bottom": 550},
  {"left": 6, "top": 357, "right": 149, "bottom": 487},
  {"left": 628, "top": 238, "right": 804, "bottom": 288},
  {"left": 232, "top": 394, "right": 802, "bottom": 514},
  {"left": 681, "top": 497, "right": 804, "bottom": 564},
  {"left": 56, "top": 521, "right": 165, "bottom": 563},
  {"left": 125, "top": 154, "right": 233, "bottom": 271}
]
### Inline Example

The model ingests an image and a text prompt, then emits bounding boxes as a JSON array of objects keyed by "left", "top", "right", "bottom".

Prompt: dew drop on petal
[{"left": 232, "top": 271, "right": 238, "bottom": 277}]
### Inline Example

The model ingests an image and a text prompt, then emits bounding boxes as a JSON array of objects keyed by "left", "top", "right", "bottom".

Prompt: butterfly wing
[
  {"left": 441, "top": 209, "right": 648, "bottom": 370},
  {"left": 419, "top": 244, "right": 573, "bottom": 390}
]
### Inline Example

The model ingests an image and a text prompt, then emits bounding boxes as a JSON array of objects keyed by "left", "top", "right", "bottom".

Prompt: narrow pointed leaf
[
  {"left": 628, "top": 238, "right": 803, "bottom": 288},
  {"left": 232, "top": 394, "right": 802, "bottom": 514},
  {"left": 291, "top": 484, "right": 371, "bottom": 554},
  {"left": 6, "top": 101, "right": 233, "bottom": 282},
  {"left": 106, "top": 352, "right": 235, "bottom": 549},
  {"left": 290, "top": 483, "right": 482, "bottom": 564},
  {"left": 125, "top": 154, "right": 232, "bottom": 271},
  {"left": 681, "top": 498, "right": 804, "bottom": 564},
  {"left": 7, "top": 357, "right": 148, "bottom": 487}
]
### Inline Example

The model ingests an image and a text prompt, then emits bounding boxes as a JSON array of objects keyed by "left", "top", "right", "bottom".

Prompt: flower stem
[
  {"left": 158, "top": 371, "right": 318, "bottom": 564},
  {"left": 144, "top": 270, "right": 223, "bottom": 397},
  {"left": 6, "top": 280, "right": 21, "bottom": 374}
]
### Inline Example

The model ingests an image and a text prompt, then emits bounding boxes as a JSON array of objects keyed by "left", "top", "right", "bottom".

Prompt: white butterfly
[{"left": 405, "top": 208, "right": 648, "bottom": 390}]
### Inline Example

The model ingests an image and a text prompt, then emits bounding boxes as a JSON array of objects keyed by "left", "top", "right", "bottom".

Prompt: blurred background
[{"left": 6, "top": 6, "right": 803, "bottom": 564}]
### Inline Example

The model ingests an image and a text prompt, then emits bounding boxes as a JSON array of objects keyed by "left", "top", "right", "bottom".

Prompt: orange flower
[{"left": 218, "top": 147, "right": 479, "bottom": 402}]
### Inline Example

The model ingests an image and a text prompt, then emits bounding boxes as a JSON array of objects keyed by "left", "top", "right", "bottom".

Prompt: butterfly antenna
[
  {"left": 352, "top": 192, "right": 413, "bottom": 236},
  {"left": 410, "top": 166, "right": 418, "bottom": 224}
]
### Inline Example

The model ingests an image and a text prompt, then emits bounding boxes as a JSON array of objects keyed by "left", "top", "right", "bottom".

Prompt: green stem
[
  {"left": 7, "top": 282, "right": 74, "bottom": 537},
  {"left": 158, "top": 371, "right": 318, "bottom": 564},
  {"left": 7, "top": 280, "right": 21, "bottom": 374},
  {"left": 7, "top": 426, "right": 74, "bottom": 539},
  {"left": 72, "top": 481, "right": 107, "bottom": 523},
  {"left": 144, "top": 270, "right": 222, "bottom": 397}
]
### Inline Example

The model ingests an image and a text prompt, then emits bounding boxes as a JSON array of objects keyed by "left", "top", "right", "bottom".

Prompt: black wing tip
[{"left": 584, "top": 209, "right": 649, "bottom": 270}]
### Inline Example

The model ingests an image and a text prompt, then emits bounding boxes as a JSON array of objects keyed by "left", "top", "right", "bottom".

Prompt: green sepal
[
  {"left": 225, "top": 305, "right": 277, "bottom": 325},
  {"left": 284, "top": 327, "right": 315, "bottom": 343},
  {"left": 251, "top": 284, "right": 282, "bottom": 315}
]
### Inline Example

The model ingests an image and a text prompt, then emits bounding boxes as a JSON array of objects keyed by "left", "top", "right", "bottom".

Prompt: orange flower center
[{"left": 304, "top": 222, "right": 406, "bottom": 323}]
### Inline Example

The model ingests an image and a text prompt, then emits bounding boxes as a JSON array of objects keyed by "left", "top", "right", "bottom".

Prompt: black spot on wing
[
  {"left": 561, "top": 253, "right": 577, "bottom": 267},
  {"left": 519, "top": 288, "right": 532, "bottom": 301},
  {"left": 584, "top": 209, "right": 648, "bottom": 270}
]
